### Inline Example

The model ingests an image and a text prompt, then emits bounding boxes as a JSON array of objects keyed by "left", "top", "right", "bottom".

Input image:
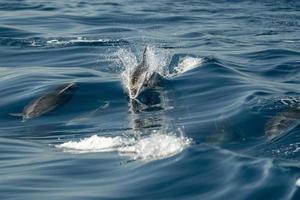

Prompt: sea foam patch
[
  {"left": 56, "top": 135, "right": 135, "bottom": 153},
  {"left": 296, "top": 178, "right": 300, "bottom": 187},
  {"left": 46, "top": 37, "right": 108, "bottom": 46},
  {"left": 119, "top": 132, "right": 191, "bottom": 161},
  {"left": 56, "top": 132, "right": 191, "bottom": 161},
  {"left": 174, "top": 56, "right": 203, "bottom": 75}
]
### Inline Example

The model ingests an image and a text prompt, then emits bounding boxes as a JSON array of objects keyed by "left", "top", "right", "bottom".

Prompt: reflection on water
[{"left": 128, "top": 88, "right": 172, "bottom": 134}]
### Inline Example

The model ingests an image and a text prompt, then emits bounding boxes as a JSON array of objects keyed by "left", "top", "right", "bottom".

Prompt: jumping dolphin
[
  {"left": 128, "top": 45, "right": 163, "bottom": 99},
  {"left": 10, "top": 82, "right": 77, "bottom": 121}
]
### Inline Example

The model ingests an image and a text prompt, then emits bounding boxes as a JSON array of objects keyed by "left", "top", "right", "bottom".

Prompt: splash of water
[
  {"left": 55, "top": 46, "right": 204, "bottom": 161},
  {"left": 116, "top": 48, "right": 138, "bottom": 98},
  {"left": 55, "top": 131, "right": 191, "bottom": 161},
  {"left": 296, "top": 178, "right": 300, "bottom": 187},
  {"left": 56, "top": 135, "right": 135, "bottom": 153},
  {"left": 117, "top": 46, "right": 170, "bottom": 98},
  {"left": 173, "top": 56, "right": 204, "bottom": 76},
  {"left": 118, "top": 131, "right": 191, "bottom": 161},
  {"left": 116, "top": 45, "right": 203, "bottom": 98}
]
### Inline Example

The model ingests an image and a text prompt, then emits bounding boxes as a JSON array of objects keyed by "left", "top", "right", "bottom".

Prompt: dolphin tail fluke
[{"left": 9, "top": 113, "right": 23, "bottom": 117}]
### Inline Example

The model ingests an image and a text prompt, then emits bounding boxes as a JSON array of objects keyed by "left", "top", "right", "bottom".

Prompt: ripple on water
[{"left": 1, "top": 0, "right": 300, "bottom": 199}]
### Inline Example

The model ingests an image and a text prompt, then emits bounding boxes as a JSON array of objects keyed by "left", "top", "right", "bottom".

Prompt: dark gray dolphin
[
  {"left": 10, "top": 82, "right": 77, "bottom": 121},
  {"left": 129, "top": 45, "right": 163, "bottom": 99},
  {"left": 265, "top": 108, "right": 300, "bottom": 140}
]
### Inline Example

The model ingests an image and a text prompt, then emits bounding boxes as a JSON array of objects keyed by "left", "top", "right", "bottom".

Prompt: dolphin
[
  {"left": 10, "top": 82, "right": 77, "bottom": 121},
  {"left": 128, "top": 45, "right": 163, "bottom": 99},
  {"left": 265, "top": 108, "right": 300, "bottom": 140}
]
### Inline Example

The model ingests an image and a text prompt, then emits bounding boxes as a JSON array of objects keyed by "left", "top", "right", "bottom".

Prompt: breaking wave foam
[
  {"left": 0, "top": 36, "right": 128, "bottom": 48},
  {"left": 296, "top": 178, "right": 300, "bottom": 187},
  {"left": 118, "top": 133, "right": 191, "bottom": 161},
  {"left": 56, "top": 135, "right": 135, "bottom": 153},
  {"left": 55, "top": 132, "right": 191, "bottom": 161},
  {"left": 46, "top": 37, "right": 122, "bottom": 46},
  {"left": 46, "top": 37, "right": 106, "bottom": 45},
  {"left": 173, "top": 56, "right": 204, "bottom": 75}
]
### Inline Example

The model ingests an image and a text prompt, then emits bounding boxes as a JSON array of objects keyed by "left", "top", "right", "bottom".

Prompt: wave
[
  {"left": 0, "top": 26, "right": 35, "bottom": 38},
  {"left": 241, "top": 49, "right": 300, "bottom": 60},
  {"left": 0, "top": 1, "right": 56, "bottom": 11}
]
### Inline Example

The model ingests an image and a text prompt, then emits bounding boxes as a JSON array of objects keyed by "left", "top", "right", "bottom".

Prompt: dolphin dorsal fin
[
  {"left": 59, "top": 82, "right": 75, "bottom": 94},
  {"left": 141, "top": 45, "right": 149, "bottom": 66}
]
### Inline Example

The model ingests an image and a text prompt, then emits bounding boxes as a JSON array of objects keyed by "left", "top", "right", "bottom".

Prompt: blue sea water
[{"left": 1, "top": 0, "right": 300, "bottom": 199}]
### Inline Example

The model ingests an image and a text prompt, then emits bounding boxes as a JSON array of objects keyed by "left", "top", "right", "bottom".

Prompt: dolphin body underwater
[
  {"left": 265, "top": 108, "right": 300, "bottom": 140},
  {"left": 10, "top": 82, "right": 77, "bottom": 121},
  {"left": 128, "top": 45, "right": 164, "bottom": 99}
]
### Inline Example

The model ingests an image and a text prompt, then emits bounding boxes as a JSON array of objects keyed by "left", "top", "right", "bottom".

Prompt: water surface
[{"left": 1, "top": 0, "right": 300, "bottom": 199}]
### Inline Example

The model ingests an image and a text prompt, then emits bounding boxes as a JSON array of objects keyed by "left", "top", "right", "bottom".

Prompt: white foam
[
  {"left": 117, "top": 48, "right": 138, "bottom": 98},
  {"left": 56, "top": 135, "right": 135, "bottom": 153},
  {"left": 145, "top": 46, "right": 170, "bottom": 76},
  {"left": 116, "top": 48, "right": 138, "bottom": 71},
  {"left": 283, "top": 40, "right": 299, "bottom": 43},
  {"left": 173, "top": 56, "right": 203, "bottom": 75},
  {"left": 296, "top": 178, "right": 300, "bottom": 187},
  {"left": 46, "top": 37, "right": 108, "bottom": 46},
  {"left": 119, "top": 132, "right": 191, "bottom": 161},
  {"left": 56, "top": 132, "right": 191, "bottom": 161},
  {"left": 30, "top": 40, "right": 42, "bottom": 47}
]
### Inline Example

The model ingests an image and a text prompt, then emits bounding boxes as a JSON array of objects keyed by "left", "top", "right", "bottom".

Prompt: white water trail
[
  {"left": 46, "top": 37, "right": 110, "bottom": 46},
  {"left": 56, "top": 131, "right": 191, "bottom": 161}
]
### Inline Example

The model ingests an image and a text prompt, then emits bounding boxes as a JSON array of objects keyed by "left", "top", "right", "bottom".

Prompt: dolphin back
[
  {"left": 129, "top": 46, "right": 151, "bottom": 98},
  {"left": 19, "top": 82, "right": 77, "bottom": 120},
  {"left": 265, "top": 109, "right": 300, "bottom": 140}
]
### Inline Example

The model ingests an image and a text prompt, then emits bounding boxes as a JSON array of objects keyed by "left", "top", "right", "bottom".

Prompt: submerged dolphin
[
  {"left": 265, "top": 108, "right": 300, "bottom": 140},
  {"left": 128, "top": 45, "right": 163, "bottom": 99},
  {"left": 10, "top": 82, "right": 77, "bottom": 121}
]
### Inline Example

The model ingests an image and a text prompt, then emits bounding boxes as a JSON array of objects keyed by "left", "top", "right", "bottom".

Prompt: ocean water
[{"left": 1, "top": 0, "right": 300, "bottom": 199}]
